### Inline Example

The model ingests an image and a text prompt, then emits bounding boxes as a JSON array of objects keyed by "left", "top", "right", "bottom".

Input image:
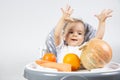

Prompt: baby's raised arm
[
  {"left": 54, "top": 5, "right": 73, "bottom": 46},
  {"left": 95, "top": 9, "right": 112, "bottom": 39}
]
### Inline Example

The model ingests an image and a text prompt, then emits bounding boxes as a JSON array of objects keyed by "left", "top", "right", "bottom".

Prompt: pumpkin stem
[{"left": 79, "top": 42, "right": 88, "bottom": 51}]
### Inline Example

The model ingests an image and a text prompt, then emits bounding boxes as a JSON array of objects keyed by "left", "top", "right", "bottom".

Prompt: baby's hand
[
  {"left": 61, "top": 5, "right": 74, "bottom": 22},
  {"left": 95, "top": 9, "right": 113, "bottom": 22}
]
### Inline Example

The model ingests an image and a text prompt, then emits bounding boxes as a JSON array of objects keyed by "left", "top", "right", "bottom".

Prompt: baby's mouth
[{"left": 71, "top": 39, "right": 78, "bottom": 41}]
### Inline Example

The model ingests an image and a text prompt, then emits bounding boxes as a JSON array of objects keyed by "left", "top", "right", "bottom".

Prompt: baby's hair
[
  {"left": 64, "top": 18, "right": 84, "bottom": 28},
  {"left": 63, "top": 18, "right": 85, "bottom": 35},
  {"left": 72, "top": 18, "right": 85, "bottom": 24}
]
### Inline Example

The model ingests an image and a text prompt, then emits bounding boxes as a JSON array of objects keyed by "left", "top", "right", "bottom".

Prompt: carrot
[{"left": 35, "top": 60, "right": 72, "bottom": 72}]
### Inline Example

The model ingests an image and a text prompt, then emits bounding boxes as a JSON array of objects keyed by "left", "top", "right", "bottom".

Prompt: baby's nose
[{"left": 73, "top": 32, "right": 78, "bottom": 36}]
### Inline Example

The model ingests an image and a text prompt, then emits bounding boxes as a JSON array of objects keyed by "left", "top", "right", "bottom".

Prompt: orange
[
  {"left": 63, "top": 53, "right": 81, "bottom": 71},
  {"left": 42, "top": 53, "right": 56, "bottom": 62}
]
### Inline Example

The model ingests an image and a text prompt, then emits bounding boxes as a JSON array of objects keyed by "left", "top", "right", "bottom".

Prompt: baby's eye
[
  {"left": 78, "top": 33, "right": 82, "bottom": 35},
  {"left": 69, "top": 31, "right": 73, "bottom": 34}
]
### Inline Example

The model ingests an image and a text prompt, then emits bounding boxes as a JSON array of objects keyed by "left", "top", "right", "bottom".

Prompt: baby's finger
[
  {"left": 101, "top": 9, "right": 106, "bottom": 14},
  {"left": 94, "top": 14, "right": 99, "bottom": 18},
  {"left": 107, "top": 15, "right": 112, "bottom": 18},
  {"left": 69, "top": 9, "right": 74, "bottom": 15},
  {"left": 67, "top": 5, "right": 71, "bottom": 11},
  {"left": 104, "top": 9, "right": 112, "bottom": 16},
  {"left": 105, "top": 9, "right": 112, "bottom": 13},
  {"left": 107, "top": 9, "right": 113, "bottom": 13},
  {"left": 66, "top": 4, "right": 70, "bottom": 11}
]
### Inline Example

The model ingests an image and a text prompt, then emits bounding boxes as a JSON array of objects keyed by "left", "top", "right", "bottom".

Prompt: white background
[{"left": 0, "top": 0, "right": 120, "bottom": 80}]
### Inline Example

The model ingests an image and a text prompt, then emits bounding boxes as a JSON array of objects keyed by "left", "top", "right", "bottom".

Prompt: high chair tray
[{"left": 24, "top": 62, "right": 120, "bottom": 80}]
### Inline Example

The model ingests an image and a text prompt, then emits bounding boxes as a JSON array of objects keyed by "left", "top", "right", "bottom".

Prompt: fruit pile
[{"left": 35, "top": 38, "right": 112, "bottom": 71}]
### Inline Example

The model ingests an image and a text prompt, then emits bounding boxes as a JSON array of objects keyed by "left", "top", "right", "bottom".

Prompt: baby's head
[{"left": 64, "top": 18, "right": 85, "bottom": 46}]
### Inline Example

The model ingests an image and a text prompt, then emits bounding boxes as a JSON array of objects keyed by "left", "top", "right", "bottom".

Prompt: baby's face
[{"left": 65, "top": 22, "right": 85, "bottom": 46}]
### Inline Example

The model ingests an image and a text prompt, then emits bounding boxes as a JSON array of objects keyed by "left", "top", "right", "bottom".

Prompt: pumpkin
[{"left": 80, "top": 38, "right": 112, "bottom": 70}]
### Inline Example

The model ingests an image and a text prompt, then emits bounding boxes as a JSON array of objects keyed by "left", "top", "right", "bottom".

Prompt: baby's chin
[{"left": 68, "top": 43, "right": 81, "bottom": 46}]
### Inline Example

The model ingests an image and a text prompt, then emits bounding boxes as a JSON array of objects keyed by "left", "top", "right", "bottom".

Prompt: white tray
[{"left": 24, "top": 62, "right": 120, "bottom": 80}]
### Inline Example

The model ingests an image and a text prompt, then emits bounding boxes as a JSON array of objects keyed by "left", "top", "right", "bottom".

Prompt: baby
[{"left": 45, "top": 5, "right": 112, "bottom": 63}]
